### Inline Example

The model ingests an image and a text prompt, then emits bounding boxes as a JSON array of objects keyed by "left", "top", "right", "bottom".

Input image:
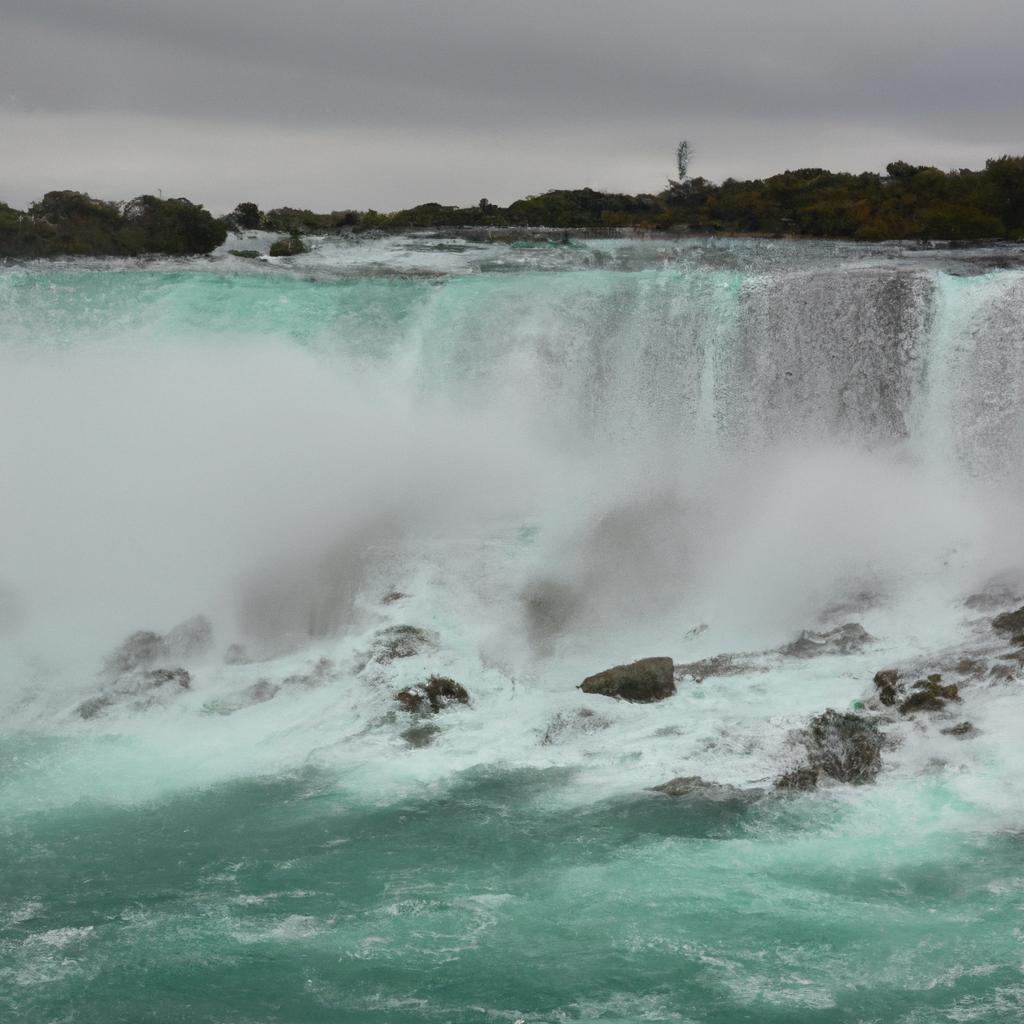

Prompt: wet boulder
[
  {"left": 365, "top": 625, "right": 439, "bottom": 667},
  {"left": 269, "top": 235, "right": 307, "bottom": 256},
  {"left": 992, "top": 605, "right": 1024, "bottom": 634},
  {"left": 898, "top": 676, "right": 960, "bottom": 715},
  {"left": 401, "top": 723, "right": 441, "bottom": 748},
  {"left": 164, "top": 615, "right": 213, "bottom": 659},
  {"left": 780, "top": 623, "right": 873, "bottom": 658},
  {"left": 104, "top": 630, "right": 167, "bottom": 674},
  {"left": 541, "top": 707, "right": 610, "bottom": 745},
  {"left": 674, "top": 653, "right": 757, "bottom": 684},
  {"left": 780, "top": 709, "right": 884, "bottom": 788},
  {"left": 649, "top": 775, "right": 755, "bottom": 801},
  {"left": 579, "top": 657, "right": 676, "bottom": 703},
  {"left": 805, "top": 709, "right": 884, "bottom": 783},
  {"left": 395, "top": 675, "right": 470, "bottom": 714},
  {"left": 873, "top": 669, "right": 901, "bottom": 706},
  {"left": 775, "top": 766, "right": 820, "bottom": 791},
  {"left": 76, "top": 666, "right": 192, "bottom": 719},
  {"left": 940, "top": 721, "right": 978, "bottom": 738},
  {"left": 104, "top": 615, "right": 213, "bottom": 675}
]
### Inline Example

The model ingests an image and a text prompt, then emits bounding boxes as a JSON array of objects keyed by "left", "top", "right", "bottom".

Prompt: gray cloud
[{"left": 2, "top": 0, "right": 1022, "bottom": 211}]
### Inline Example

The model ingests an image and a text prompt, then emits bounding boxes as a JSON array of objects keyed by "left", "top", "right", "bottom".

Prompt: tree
[{"left": 676, "top": 140, "right": 692, "bottom": 183}]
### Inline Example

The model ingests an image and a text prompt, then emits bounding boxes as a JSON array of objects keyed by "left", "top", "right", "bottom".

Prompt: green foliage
[
  {"left": 0, "top": 190, "right": 226, "bottom": 258},
  {"left": 2, "top": 155, "right": 1023, "bottom": 258}
]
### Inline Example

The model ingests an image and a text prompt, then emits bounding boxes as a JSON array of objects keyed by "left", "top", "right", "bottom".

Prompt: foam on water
[{"left": 2, "top": 236, "right": 1024, "bottom": 1022}]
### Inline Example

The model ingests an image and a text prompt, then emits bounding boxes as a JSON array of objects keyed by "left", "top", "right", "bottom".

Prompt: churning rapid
[{"left": 2, "top": 235, "right": 1024, "bottom": 1023}]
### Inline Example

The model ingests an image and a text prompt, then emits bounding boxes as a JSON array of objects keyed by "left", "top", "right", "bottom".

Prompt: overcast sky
[{"left": 2, "top": 0, "right": 1022, "bottom": 213}]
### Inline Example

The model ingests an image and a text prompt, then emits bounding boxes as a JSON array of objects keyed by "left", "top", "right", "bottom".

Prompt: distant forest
[{"left": 2, "top": 156, "right": 1023, "bottom": 258}]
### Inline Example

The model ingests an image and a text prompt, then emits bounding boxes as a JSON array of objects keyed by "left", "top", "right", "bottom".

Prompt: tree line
[{"left": 2, "top": 155, "right": 1023, "bottom": 259}]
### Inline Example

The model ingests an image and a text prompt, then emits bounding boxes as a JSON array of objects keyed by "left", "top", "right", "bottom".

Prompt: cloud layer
[{"left": 2, "top": 0, "right": 1022, "bottom": 211}]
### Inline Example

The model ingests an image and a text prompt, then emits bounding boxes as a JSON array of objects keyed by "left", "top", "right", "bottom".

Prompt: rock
[
  {"left": 229, "top": 249, "right": 260, "bottom": 259},
  {"left": 649, "top": 775, "right": 752, "bottom": 801},
  {"left": 674, "top": 654, "right": 756, "bottom": 683},
  {"left": 992, "top": 605, "right": 1024, "bottom": 634},
  {"left": 779, "top": 623, "right": 873, "bottom": 658},
  {"left": 366, "top": 625, "right": 438, "bottom": 667},
  {"left": 401, "top": 724, "right": 441, "bottom": 748},
  {"left": 381, "top": 591, "right": 407, "bottom": 605},
  {"left": 954, "top": 657, "right": 987, "bottom": 676},
  {"left": 940, "top": 721, "right": 978, "bottom": 738},
  {"left": 541, "top": 707, "right": 610, "bottom": 745},
  {"left": 802, "top": 709, "right": 884, "bottom": 784},
  {"left": 164, "top": 615, "right": 213, "bottom": 659},
  {"left": 775, "top": 766, "right": 820, "bottom": 791},
  {"left": 281, "top": 657, "right": 334, "bottom": 689},
  {"left": 144, "top": 668, "right": 191, "bottom": 691},
  {"left": 964, "top": 584, "right": 1022, "bottom": 611},
  {"left": 243, "top": 679, "right": 280, "bottom": 704},
  {"left": 268, "top": 235, "right": 307, "bottom": 257},
  {"left": 395, "top": 675, "right": 470, "bottom": 714},
  {"left": 104, "top": 630, "right": 167, "bottom": 674},
  {"left": 898, "top": 677, "right": 960, "bottom": 715},
  {"left": 989, "top": 663, "right": 1017, "bottom": 680},
  {"left": 224, "top": 643, "right": 252, "bottom": 665},
  {"left": 873, "top": 669, "right": 901, "bottom": 706},
  {"left": 579, "top": 657, "right": 676, "bottom": 703},
  {"left": 76, "top": 666, "right": 190, "bottom": 719}
]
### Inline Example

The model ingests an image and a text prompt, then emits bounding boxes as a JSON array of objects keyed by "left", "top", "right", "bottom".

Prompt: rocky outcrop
[
  {"left": 776, "top": 709, "right": 884, "bottom": 789},
  {"left": 873, "top": 669, "right": 901, "bottom": 706},
  {"left": 579, "top": 657, "right": 676, "bottom": 703},
  {"left": 992, "top": 605, "right": 1024, "bottom": 634},
  {"left": 363, "top": 625, "right": 439, "bottom": 668},
  {"left": 77, "top": 667, "right": 192, "bottom": 719},
  {"left": 779, "top": 622, "right": 874, "bottom": 658},
  {"left": 395, "top": 676, "right": 470, "bottom": 714},
  {"left": 104, "top": 616, "right": 213, "bottom": 674},
  {"left": 898, "top": 676, "right": 961, "bottom": 715},
  {"left": 164, "top": 615, "right": 214, "bottom": 660}
]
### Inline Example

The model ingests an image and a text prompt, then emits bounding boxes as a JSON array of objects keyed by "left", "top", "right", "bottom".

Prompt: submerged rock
[
  {"left": 395, "top": 675, "right": 470, "bottom": 714},
  {"left": 940, "top": 721, "right": 978, "bottom": 738},
  {"left": 366, "top": 625, "right": 439, "bottom": 667},
  {"left": 541, "top": 707, "right": 610, "bottom": 745},
  {"left": 898, "top": 676, "right": 960, "bottom": 715},
  {"left": 779, "top": 622, "right": 873, "bottom": 658},
  {"left": 223, "top": 643, "right": 252, "bottom": 665},
  {"left": 579, "top": 657, "right": 676, "bottom": 703},
  {"left": 401, "top": 723, "right": 441, "bottom": 748},
  {"left": 649, "top": 775, "right": 754, "bottom": 801},
  {"left": 77, "top": 666, "right": 192, "bottom": 719},
  {"left": 804, "top": 709, "right": 884, "bottom": 784},
  {"left": 775, "top": 766, "right": 821, "bottom": 791},
  {"left": 993, "top": 606, "right": 1024, "bottom": 634},
  {"left": 674, "top": 654, "right": 757, "bottom": 684},
  {"left": 776, "top": 709, "right": 884, "bottom": 789}
]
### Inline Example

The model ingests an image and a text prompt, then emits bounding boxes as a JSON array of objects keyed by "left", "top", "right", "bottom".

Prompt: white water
[{"left": 1, "top": 237, "right": 1023, "bottom": 808}]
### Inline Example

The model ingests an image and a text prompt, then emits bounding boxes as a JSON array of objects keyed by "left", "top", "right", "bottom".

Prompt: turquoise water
[{"left": 2, "top": 236, "right": 1024, "bottom": 1022}]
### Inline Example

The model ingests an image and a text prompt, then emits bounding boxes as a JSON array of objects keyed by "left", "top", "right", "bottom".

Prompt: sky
[{"left": 1, "top": 0, "right": 1022, "bottom": 214}]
